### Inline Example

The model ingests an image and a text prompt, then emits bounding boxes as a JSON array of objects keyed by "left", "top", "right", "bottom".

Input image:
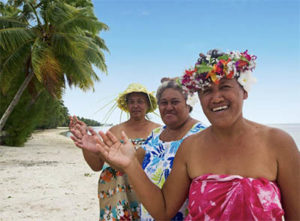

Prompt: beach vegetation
[
  {"left": 0, "top": 0, "right": 109, "bottom": 140},
  {"left": 0, "top": 86, "right": 54, "bottom": 146},
  {"left": 35, "top": 99, "right": 70, "bottom": 129},
  {"left": 76, "top": 116, "right": 101, "bottom": 126},
  {"left": 0, "top": 75, "right": 69, "bottom": 146}
]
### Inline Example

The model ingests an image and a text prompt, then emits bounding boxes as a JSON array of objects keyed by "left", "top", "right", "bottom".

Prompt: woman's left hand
[{"left": 97, "top": 131, "right": 137, "bottom": 170}]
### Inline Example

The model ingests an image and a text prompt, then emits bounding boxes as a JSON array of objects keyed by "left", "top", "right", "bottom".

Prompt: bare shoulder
[
  {"left": 179, "top": 129, "right": 207, "bottom": 153},
  {"left": 253, "top": 122, "right": 299, "bottom": 155},
  {"left": 108, "top": 123, "right": 125, "bottom": 139},
  {"left": 267, "top": 126, "right": 296, "bottom": 147},
  {"left": 185, "top": 130, "right": 205, "bottom": 142},
  {"left": 148, "top": 120, "right": 161, "bottom": 130},
  {"left": 174, "top": 129, "right": 207, "bottom": 170},
  {"left": 247, "top": 121, "right": 293, "bottom": 142},
  {"left": 109, "top": 124, "right": 120, "bottom": 133}
]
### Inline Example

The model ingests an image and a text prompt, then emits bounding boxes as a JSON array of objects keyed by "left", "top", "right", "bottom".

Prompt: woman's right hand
[
  {"left": 97, "top": 131, "right": 137, "bottom": 170},
  {"left": 69, "top": 116, "right": 106, "bottom": 171}
]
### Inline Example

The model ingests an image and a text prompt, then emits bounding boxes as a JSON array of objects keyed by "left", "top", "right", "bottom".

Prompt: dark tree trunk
[{"left": 0, "top": 70, "right": 35, "bottom": 133}]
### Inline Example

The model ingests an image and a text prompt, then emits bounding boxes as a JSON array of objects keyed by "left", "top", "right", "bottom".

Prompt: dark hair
[
  {"left": 125, "top": 92, "right": 151, "bottom": 107},
  {"left": 156, "top": 79, "right": 193, "bottom": 112}
]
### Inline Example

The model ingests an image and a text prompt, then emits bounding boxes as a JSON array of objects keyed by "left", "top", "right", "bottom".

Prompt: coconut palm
[{"left": 0, "top": 0, "right": 109, "bottom": 132}]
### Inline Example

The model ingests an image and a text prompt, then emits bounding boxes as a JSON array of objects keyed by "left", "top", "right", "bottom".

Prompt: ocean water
[{"left": 67, "top": 124, "right": 300, "bottom": 150}]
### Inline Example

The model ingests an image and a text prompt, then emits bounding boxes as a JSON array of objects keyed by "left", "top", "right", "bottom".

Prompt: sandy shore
[{"left": 0, "top": 128, "right": 100, "bottom": 221}]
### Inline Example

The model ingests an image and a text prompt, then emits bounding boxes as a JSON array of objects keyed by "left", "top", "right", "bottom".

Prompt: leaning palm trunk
[{"left": 0, "top": 71, "right": 34, "bottom": 132}]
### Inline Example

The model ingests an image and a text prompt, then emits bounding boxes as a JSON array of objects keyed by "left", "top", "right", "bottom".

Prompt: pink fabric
[{"left": 185, "top": 174, "right": 284, "bottom": 221}]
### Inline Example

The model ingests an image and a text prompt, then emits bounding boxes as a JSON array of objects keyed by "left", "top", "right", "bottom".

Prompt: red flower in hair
[{"left": 185, "top": 68, "right": 196, "bottom": 76}]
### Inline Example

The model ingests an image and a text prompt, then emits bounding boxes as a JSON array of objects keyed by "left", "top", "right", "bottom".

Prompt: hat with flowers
[
  {"left": 117, "top": 83, "right": 157, "bottom": 113},
  {"left": 179, "top": 49, "right": 257, "bottom": 93}
]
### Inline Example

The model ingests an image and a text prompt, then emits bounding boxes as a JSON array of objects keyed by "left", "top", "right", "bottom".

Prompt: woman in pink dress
[{"left": 93, "top": 50, "right": 300, "bottom": 220}]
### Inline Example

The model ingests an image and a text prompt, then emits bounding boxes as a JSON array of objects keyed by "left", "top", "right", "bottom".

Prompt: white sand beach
[
  {"left": 0, "top": 125, "right": 299, "bottom": 221},
  {"left": 0, "top": 128, "right": 100, "bottom": 221}
]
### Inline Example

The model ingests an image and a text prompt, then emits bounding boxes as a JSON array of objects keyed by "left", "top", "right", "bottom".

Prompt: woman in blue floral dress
[
  {"left": 141, "top": 124, "right": 205, "bottom": 220},
  {"left": 140, "top": 79, "right": 205, "bottom": 220}
]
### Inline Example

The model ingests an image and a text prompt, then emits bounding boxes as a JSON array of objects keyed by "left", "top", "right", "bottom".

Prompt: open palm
[
  {"left": 97, "top": 131, "right": 136, "bottom": 169},
  {"left": 80, "top": 130, "right": 102, "bottom": 153},
  {"left": 69, "top": 116, "right": 101, "bottom": 154}
]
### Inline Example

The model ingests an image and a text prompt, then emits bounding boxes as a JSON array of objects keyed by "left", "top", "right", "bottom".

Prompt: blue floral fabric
[{"left": 141, "top": 122, "right": 206, "bottom": 220}]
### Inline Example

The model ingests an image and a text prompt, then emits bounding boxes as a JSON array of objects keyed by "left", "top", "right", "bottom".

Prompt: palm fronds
[{"left": 0, "top": 0, "right": 109, "bottom": 131}]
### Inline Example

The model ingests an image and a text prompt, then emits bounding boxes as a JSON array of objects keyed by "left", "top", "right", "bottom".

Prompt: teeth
[{"left": 212, "top": 106, "right": 228, "bottom": 112}]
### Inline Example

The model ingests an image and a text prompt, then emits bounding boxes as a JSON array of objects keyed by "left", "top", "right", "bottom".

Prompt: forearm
[
  {"left": 82, "top": 149, "right": 104, "bottom": 171},
  {"left": 125, "top": 158, "right": 173, "bottom": 220}
]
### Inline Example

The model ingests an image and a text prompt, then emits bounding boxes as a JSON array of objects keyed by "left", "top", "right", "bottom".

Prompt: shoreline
[{"left": 0, "top": 128, "right": 100, "bottom": 221}]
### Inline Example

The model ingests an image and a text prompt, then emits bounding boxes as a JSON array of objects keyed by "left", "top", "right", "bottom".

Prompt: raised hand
[
  {"left": 69, "top": 115, "right": 88, "bottom": 138},
  {"left": 97, "top": 131, "right": 136, "bottom": 169},
  {"left": 69, "top": 116, "right": 100, "bottom": 153}
]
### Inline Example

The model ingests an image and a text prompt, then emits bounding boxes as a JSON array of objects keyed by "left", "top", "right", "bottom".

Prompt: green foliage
[
  {"left": 77, "top": 116, "right": 101, "bottom": 126},
  {"left": 0, "top": 0, "right": 109, "bottom": 96},
  {"left": 64, "top": 0, "right": 94, "bottom": 8},
  {"left": 0, "top": 71, "right": 101, "bottom": 145},
  {"left": 0, "top": 86, "right": 70, "bottom": 146},
  {"left": 0, "top": 0, "right": 109, "bottom": 130},
  {"left": 0, "top": 66, "right": 69, "bottom": 146},
  {"left": 35, "top": 99, "right": 70, "bottom": 129},
  {"left": 0, "top": 76, "right": 47, "bottom": 146},
  {"left": 196, "top": 64, "right": 212, "bottom": 74},
  {"left": 216, "top": 54, "right": 229, "bottom": 61},
  {"left": 0, "top": 0, "right": 109, "bottom": 144}
]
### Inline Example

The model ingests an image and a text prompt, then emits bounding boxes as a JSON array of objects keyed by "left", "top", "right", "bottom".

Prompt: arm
[
  {"left": 136, "top": 148, "right": 146, "bottom": 165},
  {"left": 97, "top": 131, "right": 190, "bottom": 219},
  {"left": 274, "top": 129, "right": 300, "bottom": 220},
  {"left": 81, "top": 149, "right": 104, "bottom": 171}
]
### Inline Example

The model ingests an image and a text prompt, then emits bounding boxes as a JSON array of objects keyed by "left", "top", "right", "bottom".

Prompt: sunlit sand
[{"left": 0, "top": 128, "right": 100, "bottom": 221}]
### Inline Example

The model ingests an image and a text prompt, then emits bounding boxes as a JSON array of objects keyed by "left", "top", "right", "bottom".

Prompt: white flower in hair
[
  {"left": 237, "top": 70, "right": 257, "bottom": 92},
  {"left": 186, "top": 93, "right": 198, "bottom": 107},
  {"left": 230, "top": 51, "right": 241, "bottom": 59},
  {"left": 227, "top": 61, "right": 237, "bottom": 77}
]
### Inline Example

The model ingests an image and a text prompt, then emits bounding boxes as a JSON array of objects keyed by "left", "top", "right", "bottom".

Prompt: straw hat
[{"left": 117, "top": 83, "right": 157, "bottom": 113}]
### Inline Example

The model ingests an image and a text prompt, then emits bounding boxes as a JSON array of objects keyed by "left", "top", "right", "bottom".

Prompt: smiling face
[
  {"left": 159, "top": 88, "right": 190, "bottom": 128},
  {"left": 198, "top": 78, "right": 248, "bottom": 128},
  {"left": 127, "top": 92, "right": 149, "bottom": 120}
]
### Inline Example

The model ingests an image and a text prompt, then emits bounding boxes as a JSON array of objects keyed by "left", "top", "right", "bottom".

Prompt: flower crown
[{"left": 179, "top": 49, "right": 257, "bottom": 93}]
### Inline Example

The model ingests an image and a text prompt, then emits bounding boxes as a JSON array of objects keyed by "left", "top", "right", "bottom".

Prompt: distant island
[{"left": 76, "top": 117, "right": 111, "bottom": 127}]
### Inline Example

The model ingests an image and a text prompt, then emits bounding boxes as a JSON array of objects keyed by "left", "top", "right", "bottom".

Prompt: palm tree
[{"left": 0, "top": 0, "right": 109, "bottom": 132}]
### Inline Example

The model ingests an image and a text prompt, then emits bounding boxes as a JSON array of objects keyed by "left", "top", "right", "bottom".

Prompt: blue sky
[{"left": 63, "top": 0, "right": 300, "bottom": 126}]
